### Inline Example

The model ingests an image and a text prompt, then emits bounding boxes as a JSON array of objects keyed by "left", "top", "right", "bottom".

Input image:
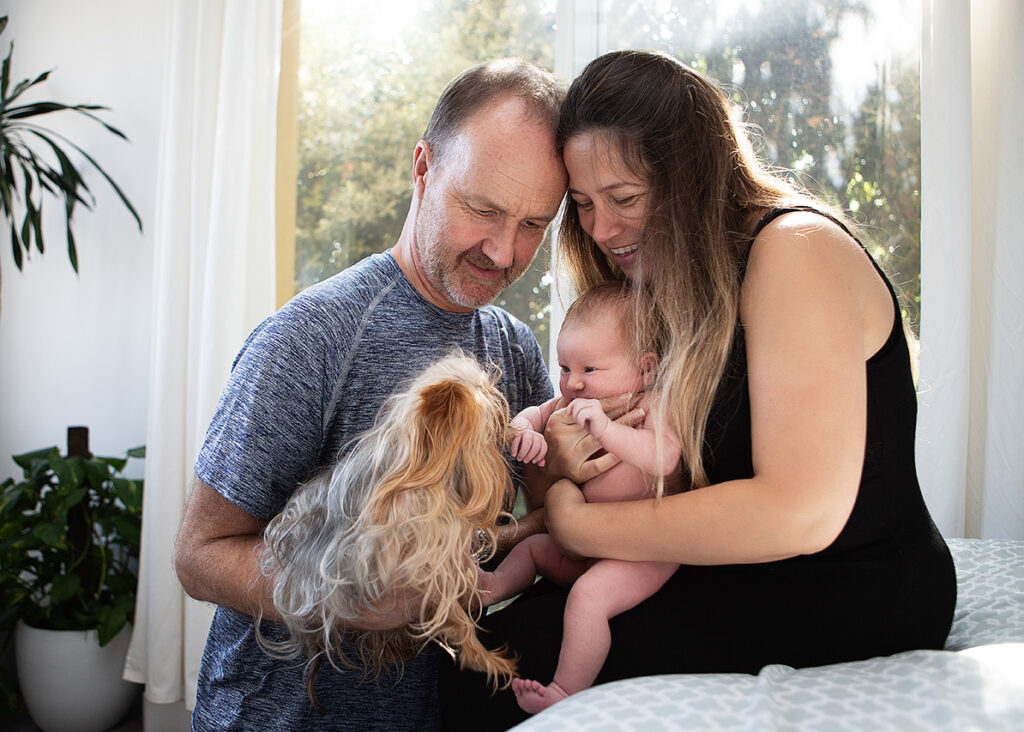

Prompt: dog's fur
[{"left": 258, "top": 352, "right": 519, "bottom": 697}]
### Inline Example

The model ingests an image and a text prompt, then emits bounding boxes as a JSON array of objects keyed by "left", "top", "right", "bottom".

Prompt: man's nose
[{"left": 481, "top": 224, "right": 517, "bottom": 269}]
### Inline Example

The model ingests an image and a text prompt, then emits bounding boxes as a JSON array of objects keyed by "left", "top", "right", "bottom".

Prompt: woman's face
[{"left": 563, "top": 133, "right": 651, "bottom": 281}]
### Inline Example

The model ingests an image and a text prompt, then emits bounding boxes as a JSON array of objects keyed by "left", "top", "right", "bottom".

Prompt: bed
[{"left": 513, "top": 539, "right": 1024, "bottom": 731}]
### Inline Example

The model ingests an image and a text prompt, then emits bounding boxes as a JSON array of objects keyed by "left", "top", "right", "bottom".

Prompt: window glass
[
  {"left": 592, "top": 0, "right": 921, "bottom": 329},
  {"left": 291, "top": 0, "right": 921, "bottom": 351},
  {"left": 294, "top": 0, "right": 558, "bottom": 350}
]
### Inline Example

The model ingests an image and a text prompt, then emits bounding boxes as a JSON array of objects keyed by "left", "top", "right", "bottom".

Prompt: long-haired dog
[{"left": 258, "top": 352, "right": 518, "bottom": 699}]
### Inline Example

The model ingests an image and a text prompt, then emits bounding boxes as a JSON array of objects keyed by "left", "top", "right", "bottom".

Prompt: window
[
  {"left": 283, "top": 0, "right": 921, "bottom": 353},
  {"left": 285, "top": 0, "right": 559, "bottom": 349}
]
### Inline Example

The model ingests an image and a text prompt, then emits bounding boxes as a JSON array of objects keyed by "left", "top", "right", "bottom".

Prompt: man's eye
[{"left": 475, "top": 208, "right": 496, "bottom": 217}]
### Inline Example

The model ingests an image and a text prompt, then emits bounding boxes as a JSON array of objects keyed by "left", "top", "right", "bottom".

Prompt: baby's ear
[{"left": 639, "top": 352, "right": 658, "bottom": 387}]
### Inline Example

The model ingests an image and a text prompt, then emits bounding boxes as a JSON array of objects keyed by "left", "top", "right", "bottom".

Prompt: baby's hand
[
  {"left": 567, "top": 398, "right": 610, "bottom": 439},
  {"left": 511, "top": 428, "right": 548, "bottom": 466}
]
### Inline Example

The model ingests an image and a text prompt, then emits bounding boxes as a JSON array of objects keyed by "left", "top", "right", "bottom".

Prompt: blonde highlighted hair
[
  {"left": 557, "top": 50, "right": 847, "bottom": 487},
  {"left": 258, "top": 352, "right": 518, "bottom": 702}
]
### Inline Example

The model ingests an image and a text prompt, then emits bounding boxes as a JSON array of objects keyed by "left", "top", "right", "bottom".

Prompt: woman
[{"left": 439, "top": 50, "right": 955, "bottom": 730}]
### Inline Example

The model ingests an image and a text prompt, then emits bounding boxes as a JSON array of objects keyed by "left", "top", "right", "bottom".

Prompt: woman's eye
[
  {"left": 614, "top": 195, "right": 638, "bottom": 206},
  {"left": 573, "top": 198, "right": 593, "bottom": 211}
]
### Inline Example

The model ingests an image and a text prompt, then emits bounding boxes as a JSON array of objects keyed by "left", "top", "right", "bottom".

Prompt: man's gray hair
[{"left": 423, "top": 58, "right": 565, "bottom": 163}]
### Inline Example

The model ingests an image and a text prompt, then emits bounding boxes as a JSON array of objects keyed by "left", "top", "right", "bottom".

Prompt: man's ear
[
  {"left": 412, "top": 140, "right": 433, "bottom": 193},
  {"left": 640, "top": 352, "right": 658, "bottom": 387}
]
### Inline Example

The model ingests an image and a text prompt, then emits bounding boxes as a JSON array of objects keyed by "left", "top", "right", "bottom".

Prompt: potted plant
[
  {"left": 0, "top": 427, "right": 144, "bottom": 731},
  {"left": 0, "top": 14, "right": 141, "bottom": 284}
]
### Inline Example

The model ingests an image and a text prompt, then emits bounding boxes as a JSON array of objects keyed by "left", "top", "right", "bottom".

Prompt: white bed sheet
[{"left": 513, "top": 539, "right": 1024, "bottom": 731}]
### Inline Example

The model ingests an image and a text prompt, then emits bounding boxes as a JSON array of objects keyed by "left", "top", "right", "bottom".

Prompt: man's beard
[{"left": 415, "top": 212, "right": 524, "bottom": 309}]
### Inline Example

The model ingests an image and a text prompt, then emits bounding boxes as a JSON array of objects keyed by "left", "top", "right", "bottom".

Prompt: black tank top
[{"left": 705, "top": 207, "right": 946, "bottom": 557}]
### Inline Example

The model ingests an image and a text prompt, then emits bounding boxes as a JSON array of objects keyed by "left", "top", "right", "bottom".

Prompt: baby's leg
[
  {"left": 478, "top": 534, "right": 590, "bottom": 606},
  {"left": 514, "top": 559, "right": 678, "bottom": 714}
]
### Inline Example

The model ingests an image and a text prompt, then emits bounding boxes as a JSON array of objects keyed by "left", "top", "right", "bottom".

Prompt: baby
[{"left": 481, "top": 282, "right": 682, "bottom": 714}]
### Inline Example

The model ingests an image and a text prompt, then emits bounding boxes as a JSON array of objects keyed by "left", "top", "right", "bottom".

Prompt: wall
[{"left": 0, "top": 1, "right": 168, "bottom": 478}]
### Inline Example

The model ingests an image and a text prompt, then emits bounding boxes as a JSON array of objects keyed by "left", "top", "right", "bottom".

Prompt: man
[{"left": 174, "top": 59, "right": 567, "bottom": 730}]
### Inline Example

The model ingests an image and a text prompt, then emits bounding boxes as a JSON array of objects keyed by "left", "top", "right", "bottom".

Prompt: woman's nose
[{"left": 590, "top": 207, "right": 622, "bottom": 243}]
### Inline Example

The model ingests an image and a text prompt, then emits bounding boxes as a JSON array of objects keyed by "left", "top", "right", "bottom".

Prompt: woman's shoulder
[{"left": 746, "top": 208, "right": 868, "bottom": 283}]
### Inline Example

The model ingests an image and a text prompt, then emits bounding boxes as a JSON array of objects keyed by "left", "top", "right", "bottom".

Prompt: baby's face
[{"left": 556, "top": 318, "right": 646, "bottom": 400}]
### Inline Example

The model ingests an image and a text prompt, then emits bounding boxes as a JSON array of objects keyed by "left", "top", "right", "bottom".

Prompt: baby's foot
[{"left": 511, "top": 678, "right": 569, "bottom": 714}]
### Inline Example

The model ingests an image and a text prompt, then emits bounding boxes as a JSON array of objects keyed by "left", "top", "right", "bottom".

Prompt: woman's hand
[
  {"left": 542, "top": 394, "right": 644, "bottom": 484},
  {"left": 544, "top": 479, "right": 588, "bottom": 559}
]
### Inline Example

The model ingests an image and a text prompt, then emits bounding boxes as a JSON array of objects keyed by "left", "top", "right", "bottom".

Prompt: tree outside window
[{"left": 291, "top": 0, "right": 920, "bottom": 356}]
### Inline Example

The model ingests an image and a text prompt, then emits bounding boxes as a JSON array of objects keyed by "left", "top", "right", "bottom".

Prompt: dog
[{"left": 258, "top": 352, "right": 519, "bottom": 699}]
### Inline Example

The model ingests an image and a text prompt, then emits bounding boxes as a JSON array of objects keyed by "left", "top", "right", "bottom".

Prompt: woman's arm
[{"left": 547, "top": 214, "right": 894, "bottom": 565}]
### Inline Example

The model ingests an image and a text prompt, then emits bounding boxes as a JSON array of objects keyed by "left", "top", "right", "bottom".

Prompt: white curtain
[
  {"left": 917, "top": 0, "right": 1024, "bottom": 541},
  {"left": 124, "top": 0, "right": 282, "bottom": 709}
]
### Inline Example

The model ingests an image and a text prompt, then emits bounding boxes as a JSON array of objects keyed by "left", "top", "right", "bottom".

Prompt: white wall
[{"left": 0, "top": 1, "right": 168, "bottom": 478}]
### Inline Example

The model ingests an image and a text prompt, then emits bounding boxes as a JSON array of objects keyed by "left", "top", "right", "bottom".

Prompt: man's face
[{"left": 412, "top": 96, "right": 568, "bottom": 311}]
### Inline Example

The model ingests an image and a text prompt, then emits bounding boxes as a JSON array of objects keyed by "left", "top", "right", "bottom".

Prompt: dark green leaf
[
  {"left": 31, "top": 521, "right": 63, "bottom": 547},
  {"left": 98, "top": 455, "right": 127, "bottom": 473},
  {"left": 48, "top": 452, "right": 80, "bottom": 489},
  {"left": 49, "top": 573, "right": 81, "bottom": 605},
  {"left": 112, "top": 478, "right": 141, "bottom": 511},
  {"left": 12, "top": 447, "right": 57, "bottom": 472},
  {"left": 126, "top": 446, "right": 146, "bottom": 459},
  {"left": 97, "top": 601, "right": 129, "bottom": 646}
]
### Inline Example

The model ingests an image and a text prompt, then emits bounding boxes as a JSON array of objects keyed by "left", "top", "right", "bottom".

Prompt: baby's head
[{"left": 557, "top": 282, "right": 660, "bottom": 400}]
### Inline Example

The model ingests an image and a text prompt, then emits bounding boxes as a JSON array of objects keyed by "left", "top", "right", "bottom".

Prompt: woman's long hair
[
  {"left": 557, "top": 50, "right": 840, "bottom": 487},
  {"left": 258, "top": 352, "right": 518, "bottom": 703}
]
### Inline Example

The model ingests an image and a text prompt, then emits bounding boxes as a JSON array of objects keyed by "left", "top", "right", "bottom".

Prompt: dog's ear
[{"left": 417, "top": 378, "right": 481, "bottom": 452}]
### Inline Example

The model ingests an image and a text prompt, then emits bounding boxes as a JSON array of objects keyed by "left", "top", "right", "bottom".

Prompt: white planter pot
[{"left": 15, "top": 621, "right": 139, "bottom": 732}]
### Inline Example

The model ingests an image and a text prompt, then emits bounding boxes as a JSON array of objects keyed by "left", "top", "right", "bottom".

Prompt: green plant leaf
[
  {"left": 112, "top": 478, "right": 142, "bottom": 511},
  {"left": 97, "top": 600, "right": 129, "bottom": 646},
  {"left": 48, "top": 452, "right": 80, "bottom": 489},
  {"left": 12, "top": 446, "right": 57, "bottom": 472},
  {"left": 126, "top": 446, "right": 146, "bottom": 459},
  {"left": 31, "top": 520, "right": 63, "bottom": 547},
  {"left": 49, "top": 572, "right": 81, "bottom": 605},
  {"left": 98, "top": 455, "right": 127, "bottom": 473},
  {"left": 54, "top": 486, "right": 88, "bottom": 515}
]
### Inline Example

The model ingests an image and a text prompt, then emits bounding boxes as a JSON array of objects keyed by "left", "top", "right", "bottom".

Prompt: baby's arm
[
  {"left": 510, "top": 396, "right": 564, "bottom": 465},
  {"left": 567, "top": 397, "right": 681, "bottom": 478}
]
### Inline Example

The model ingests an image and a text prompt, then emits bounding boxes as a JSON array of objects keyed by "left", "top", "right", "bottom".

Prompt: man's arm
[{"left": 175, "top": 475, "right": 416, "bottom": 630}]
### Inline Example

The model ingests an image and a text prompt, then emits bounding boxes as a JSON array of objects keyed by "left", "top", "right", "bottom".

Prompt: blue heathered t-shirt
[{"left": 191, "top": 253, "right": 553, "bottom": 731}]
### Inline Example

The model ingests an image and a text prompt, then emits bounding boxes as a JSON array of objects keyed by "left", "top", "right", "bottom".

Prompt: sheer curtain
[
  {"left": 917, "top": 0, "right": 1024, "bottom": 541},
  {"left": 123, "top": 0, "right": 282, "bottom": 710}
]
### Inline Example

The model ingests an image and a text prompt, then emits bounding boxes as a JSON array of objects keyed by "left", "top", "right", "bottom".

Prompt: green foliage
[
  {"left": 293, "top": 0, "right": 922, "bottom": 346},
  {"left": 0, "top": 442, "right": 144, "bottom": 647},
  {"left": 294, "top": 0, "right": 556, "bottom": 351},
  {"left": 0, "top": 15, "right": 141, "bottom": 276}
]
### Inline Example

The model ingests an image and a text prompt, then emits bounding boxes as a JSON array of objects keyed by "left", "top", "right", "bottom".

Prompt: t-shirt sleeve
[
  {"left": 194, "top": 311, "right": 336, "bottom": 521},
  {"left": 513, "top": 318, "right": 555, "bottom": 407}
]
